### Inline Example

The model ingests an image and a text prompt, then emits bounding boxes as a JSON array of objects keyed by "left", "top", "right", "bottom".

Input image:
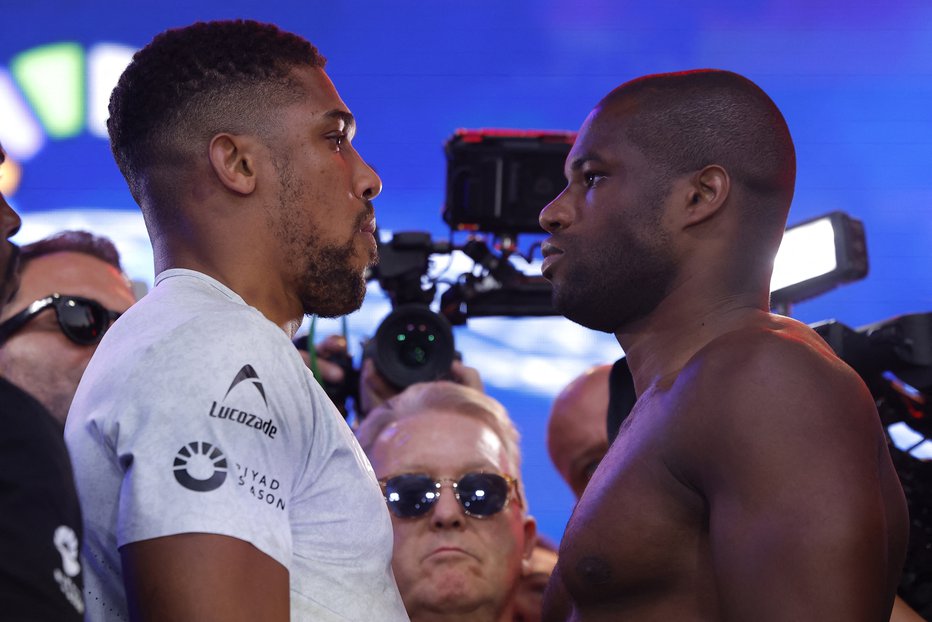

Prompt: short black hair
[
  {"left": 604, "top": 69, "right": 796, "bottom": 214},
  {"left": 108, "top": 19, "right": 326, "bottom": 213},
  {"left": 20, "top": 230, "right": 123, "bottom": 273}
]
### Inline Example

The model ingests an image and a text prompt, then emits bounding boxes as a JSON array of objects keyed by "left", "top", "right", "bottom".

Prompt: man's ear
[
  {"left": 208, "top": 133, "right": 261, "bottom": 196},
  {"left": 681, "top": 164, "right": 730, "bottom": 228},
  {"left": 521, "top": 514, "right": 538, "bottom": 574}
]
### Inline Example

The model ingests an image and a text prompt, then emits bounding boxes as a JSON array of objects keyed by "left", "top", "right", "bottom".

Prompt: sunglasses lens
[
  {"left": 457, "top": 473, "right": 510, "bottom": 517},
  {"left": 383, "top": 474, "right": 438, "bottom": 518},
  {"left": 58, "top": 298, "right": 107, "bottom": 345}
]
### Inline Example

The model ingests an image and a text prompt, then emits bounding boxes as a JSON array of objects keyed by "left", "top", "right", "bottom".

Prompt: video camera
[
  {"left": 812, "top": 312, "right": 932, "bottom": 434},
  {"left": 367, "top": 129, "right": 575, "bottom": 389}
]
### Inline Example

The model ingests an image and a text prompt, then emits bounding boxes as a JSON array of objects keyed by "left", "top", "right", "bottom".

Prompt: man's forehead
[
  {"left": 577, "top": 100, "right": 639, "bottom": 144},
  {"left": 289, "top": 66, "right": 353, "bottom": 123},
  {"left": 566, "top": 103, "right": 651, "bottom": 174},
  {"left": 371, "top": 411, "right": 508, "bottom": 472},
  {"left": 4, "top": 251, "right": 134, "bottom": 317}
]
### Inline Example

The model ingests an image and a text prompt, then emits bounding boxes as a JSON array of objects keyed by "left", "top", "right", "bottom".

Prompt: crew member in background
[
  {"left": 358, "top": 381, "right": 536, "bottom": 622},
  {"left": 0, "top": 143, "right": 85, "bottom": 619}
]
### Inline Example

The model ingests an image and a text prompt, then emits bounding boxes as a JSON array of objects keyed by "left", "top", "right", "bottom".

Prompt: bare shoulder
[
  {"left": 661, "top": 318, "right": 908, "bottom": 621},
  {"left": 679, "top": 314, "right": 873, "bottom": 425},
  {"left": 666, "top": 314, "right": 885, "bottom": 484}
]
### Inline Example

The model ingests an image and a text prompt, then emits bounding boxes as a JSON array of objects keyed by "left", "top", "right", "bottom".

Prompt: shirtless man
[{"left": 538, "top": 69, "right": 908, "bottom": 621}]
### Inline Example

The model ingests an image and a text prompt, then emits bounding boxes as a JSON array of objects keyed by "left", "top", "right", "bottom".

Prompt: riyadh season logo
[{"left": 173, "top": 441, "right": 228, "bottom": 492}]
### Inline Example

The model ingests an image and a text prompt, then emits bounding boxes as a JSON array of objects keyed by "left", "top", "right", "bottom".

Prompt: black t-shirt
[{"left": 0, "top": 376, "right": 84, "bottom": 620}]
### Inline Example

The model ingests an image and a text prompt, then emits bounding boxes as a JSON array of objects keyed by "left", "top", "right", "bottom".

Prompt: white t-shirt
[{"left": 65, "top": 269, "right": 408, "bottom": 621}]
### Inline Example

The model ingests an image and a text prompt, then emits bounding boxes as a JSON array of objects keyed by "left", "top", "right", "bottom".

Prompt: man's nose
[
  {"left": 539, "top": 187, "right": 571, "bottom": 233},
  {"left": 430, "top": 484, "right": 465, "bottom": 531},
  {"left": 354, "top": 156, "right": 382, "bottom": 201}
]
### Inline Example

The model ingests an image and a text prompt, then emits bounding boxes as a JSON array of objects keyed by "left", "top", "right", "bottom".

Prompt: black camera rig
[{"left": 366, "top": 129, "right": 574, "bottom": 389}]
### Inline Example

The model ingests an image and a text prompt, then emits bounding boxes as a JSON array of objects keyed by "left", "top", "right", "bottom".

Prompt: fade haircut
[
  {"left": 357, "top": 381, "right": 524, "bottom": 481},
  {"left": 603, "top": 69, "right": 796, "bottom": 249},
  {"left": 108, "top": 19, "right": 326, "bottom": 221},
  {"left": 21, "top": 230, "right": 123, "bottom": 273}
]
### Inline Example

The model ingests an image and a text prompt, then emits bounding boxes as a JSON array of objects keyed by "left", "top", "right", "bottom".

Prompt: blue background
[{"left": 2, "top": 0, "right": 931, "bottom": 542}]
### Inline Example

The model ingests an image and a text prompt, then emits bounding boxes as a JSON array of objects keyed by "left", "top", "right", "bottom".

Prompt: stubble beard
[
  {"left": 274, "top": 162, "right": 375, "bottom": 319},
  {"left": 552, "top": 190, "right": 678, "bottom": 334}
]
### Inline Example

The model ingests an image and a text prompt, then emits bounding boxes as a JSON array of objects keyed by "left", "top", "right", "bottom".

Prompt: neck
[
  {"left": 615, "top": 285, "right": 771, "bottom": 395},
  {"left": 152, "top": 225, "right": 303, "bottom": 339},
  {"left": 409, "top": 600, "right": 512, "bottom": 622}
]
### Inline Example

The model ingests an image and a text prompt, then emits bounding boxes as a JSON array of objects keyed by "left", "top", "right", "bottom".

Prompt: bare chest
[{"left": 555, "top": 396, "right": 716, "bottom": 614}]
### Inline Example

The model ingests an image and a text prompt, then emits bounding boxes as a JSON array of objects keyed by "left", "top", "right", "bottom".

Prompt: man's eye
[
  {"left": 328, "top": 133, "right": 346, "bottom": 149},
  {"left": 584, "top": 172, "right": 604, "bottom": 188}
]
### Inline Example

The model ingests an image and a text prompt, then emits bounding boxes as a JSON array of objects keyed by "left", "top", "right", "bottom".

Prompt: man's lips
[
  {"left": 540, "top": 240, "right": 563, "bottom": 277},
  {"left": 424, "top": 546, "right": 474, "bottom": 562},
  {"left": 359, "top": 217, "right": 376, "bottom": 235}
]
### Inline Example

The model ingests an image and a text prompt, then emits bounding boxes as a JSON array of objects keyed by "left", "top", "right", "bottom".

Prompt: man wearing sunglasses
[
  {"left": 0, "top": 145, "right": 85, "bottom": 619},
  {"left": 65, "top": 20, "right": 407, "bottom": 622},
  {"left": 0, "top": 231, "right": 135, "bottom": 426},
  {"left": 357, "top": 381, "right": 537, "bottom": 622}
]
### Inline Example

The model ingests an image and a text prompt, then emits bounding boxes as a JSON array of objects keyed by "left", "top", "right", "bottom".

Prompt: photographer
[{"left": 297, "top": 333, "right": 483, "bottom": 421}]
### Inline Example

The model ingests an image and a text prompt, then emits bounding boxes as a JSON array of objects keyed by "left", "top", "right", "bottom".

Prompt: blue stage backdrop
[{"left": 2, "top": 0, "right": 931, "bottom": 542}]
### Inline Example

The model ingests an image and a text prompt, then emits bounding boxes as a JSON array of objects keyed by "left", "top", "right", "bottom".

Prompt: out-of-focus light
[
  {"left": 11, "top": 42, "right": 85, "bottom": 139},
  {"left": 909, "top": 441, "right": 932, "bottom": 460},
  {"left": 771, "top": 218, "right": 837, "bottom": 291},
  {"left": 888, "top": 422, "right": 931, "bottom": 460},
  {"left": 88, "top": 43, "right": 135, "bottom": 138},
  {"left": 0, "top": 69, "right": 44, "bottom": 160},
  {"left": 888, "top": 421, "right": 925, "bottom": 451},
  {"left": 770, "top": 211, "right": 868, "bottom": 307},
  {"left": 0, "top": 156, "right": 23, "bottom": 197}
]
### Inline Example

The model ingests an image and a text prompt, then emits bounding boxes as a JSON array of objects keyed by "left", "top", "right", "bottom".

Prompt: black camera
[
  {"left": 444, "top": 129, "right": 575, "bottom": 234},
  {"left": 367, "top": 232, "right": 457, "bottom": 389},
  {"left": 366, "top": 129, "right": 574, "bottom": 389}
]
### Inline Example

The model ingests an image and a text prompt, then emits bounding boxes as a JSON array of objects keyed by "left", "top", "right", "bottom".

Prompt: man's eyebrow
[
  {"left": 569, "top": 154, "right": 604, "bottom": 172},
  {"left": 324, "top": 109, "right": 356, "bottom": 132}
]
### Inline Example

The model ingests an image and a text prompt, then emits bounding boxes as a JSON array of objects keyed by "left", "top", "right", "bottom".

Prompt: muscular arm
[
  {"left": 121, "top": 533, "right": 289, "bottom": 622},
  {"left": 677, "top": 331, "right": 908, "bottom": 621}
]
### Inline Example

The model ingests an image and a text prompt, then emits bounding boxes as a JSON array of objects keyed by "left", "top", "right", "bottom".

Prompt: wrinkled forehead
[
  {"left": 372, "top": 410, "right": 512, "bottom": 475},
  {"left": 4, "top": 251, "right": 135, "bottom": 320}
]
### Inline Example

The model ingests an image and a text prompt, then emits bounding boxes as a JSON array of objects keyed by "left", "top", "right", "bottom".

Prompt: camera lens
[
  {"left": 396, "top": 325, "right": 436, "bottom": 367},
  {"left": 372, "top": 304, "right": 455, "bottom": 389}
]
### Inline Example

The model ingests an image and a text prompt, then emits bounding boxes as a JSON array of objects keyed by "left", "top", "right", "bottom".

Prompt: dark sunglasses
[
  {"left": 379, "top": 472, "right": 520, "bottom": 519},
  {"left": 0, "top": 293, "right": 121, "bottom": 346}
]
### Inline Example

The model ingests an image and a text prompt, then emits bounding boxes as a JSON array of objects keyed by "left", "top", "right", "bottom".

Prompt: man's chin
[
  {"left": 412, "top": 577, "right": 486, "bottom": 615},
  {"left": 554, "top": 294, "right": 619, "bottom": 334},
  {"left": 302, "top": 287, "right": 366, "bottom": 319}
]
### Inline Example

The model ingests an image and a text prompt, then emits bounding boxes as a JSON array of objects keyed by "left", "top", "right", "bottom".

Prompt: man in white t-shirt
[{"left": 65, "top": 19, "right": 408, "bottom": 621}]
